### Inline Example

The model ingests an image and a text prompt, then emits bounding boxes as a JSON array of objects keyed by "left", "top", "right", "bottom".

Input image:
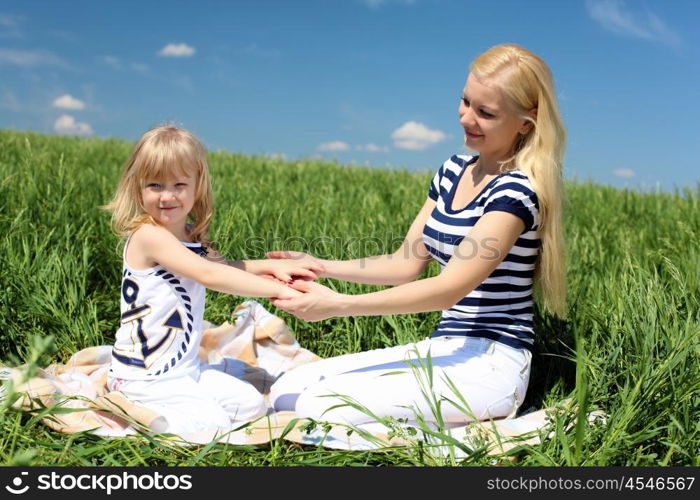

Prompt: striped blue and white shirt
[{"left": 422, "top": 154, "right": 540, "bottom": 351}]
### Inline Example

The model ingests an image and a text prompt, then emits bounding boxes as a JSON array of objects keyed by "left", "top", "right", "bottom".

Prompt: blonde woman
[{"left": 269, "top": 43, "right": 567, "bottom": 426}]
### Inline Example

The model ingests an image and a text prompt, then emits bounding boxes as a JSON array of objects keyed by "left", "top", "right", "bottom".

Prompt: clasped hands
[{"left": 261, "top": 250, "right": 345, "bottom": 322}]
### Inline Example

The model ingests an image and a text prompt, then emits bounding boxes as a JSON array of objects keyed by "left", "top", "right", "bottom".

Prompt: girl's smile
[{"left": 141, "top": 173, "right": 196, "bottom": 237}]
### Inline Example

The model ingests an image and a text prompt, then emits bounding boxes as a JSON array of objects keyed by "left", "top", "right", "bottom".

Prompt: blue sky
[{"left": 1, "top": 0, "right": 698, "bottom": 190}]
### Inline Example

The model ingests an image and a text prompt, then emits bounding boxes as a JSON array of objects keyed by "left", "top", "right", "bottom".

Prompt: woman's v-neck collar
[{"left": 445, "top": 156, "right": 501, "bottom": 214}]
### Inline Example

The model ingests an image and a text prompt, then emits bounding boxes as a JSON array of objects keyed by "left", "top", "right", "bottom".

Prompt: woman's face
[{"left": 458, "top": 74, "right": 530, "bottom": 162}]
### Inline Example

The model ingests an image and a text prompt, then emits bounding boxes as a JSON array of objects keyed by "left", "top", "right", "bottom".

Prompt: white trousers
[
  {"left": 108, "top": 360, "right": 267, "bottom": 439},
  {"left": 270, "top": 336, "right": 531, "bottom": 426}
]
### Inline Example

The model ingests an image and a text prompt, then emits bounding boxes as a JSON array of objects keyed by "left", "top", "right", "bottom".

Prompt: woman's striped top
[{"left": 422, "top": 154, "right": 540, "bottom": 351}]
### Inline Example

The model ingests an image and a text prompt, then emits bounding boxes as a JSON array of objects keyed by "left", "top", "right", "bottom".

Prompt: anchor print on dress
[{"left": 111, "top": 275, "right": 185, "bottom": 372}]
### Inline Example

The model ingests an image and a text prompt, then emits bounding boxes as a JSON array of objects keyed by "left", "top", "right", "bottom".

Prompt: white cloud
[
  {"left": 391, "top": 121, "right": 447, "bottom": 150},
  {"left": 52, "top": 94, "right": 85, "bottom": 110},
  {"left": 586, "top": 0, "right": 681, "bottom": 46},
  {"left": 54, "top": 114, "right": 93, "bottom": 136},
  {"left": 158, "top": 43, "right": 196, "bottom": 57},
  {"left": 316, "top": 141, "right": 350, "bottom": 152},
  {"left": 356, "top": 143, "right": 389, "bottom": 153},
  {"left": 0, "top": 48, "right": 65, "bottom": 66},
  {"left": 613, "top": 168, "right": 635, "bottom": 178}
]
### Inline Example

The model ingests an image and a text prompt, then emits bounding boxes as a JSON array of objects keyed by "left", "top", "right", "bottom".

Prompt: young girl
[
  {"left": 268, "top": 43, "right": 566, "bottom": 427},
  {"left": 103, "top": 125, "right": 321, "bottom": 440}
]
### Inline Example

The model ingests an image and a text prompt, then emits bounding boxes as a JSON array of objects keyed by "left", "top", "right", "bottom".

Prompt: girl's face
[
  {"left": 140, "top": 172, "right": 196, "bottom": 234},
  {"left": 458, "top": 74, "right": 531, "bottom": 162}
]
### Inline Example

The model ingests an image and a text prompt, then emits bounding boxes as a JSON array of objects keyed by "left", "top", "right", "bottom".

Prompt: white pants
[
  {"left": 270, "top": 336, "right": 531, "bottom": 425},
  {"left": 108, "top": 360, "right": 267, "bottom": 440}
]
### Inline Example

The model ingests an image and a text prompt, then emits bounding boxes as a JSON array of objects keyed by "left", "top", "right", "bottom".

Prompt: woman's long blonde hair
[
  {"left": 471, "top": 43, "right": 567, "bottom": 317},
  {"left": 102, "top": 125, "right": 213, "bottom": 245}
]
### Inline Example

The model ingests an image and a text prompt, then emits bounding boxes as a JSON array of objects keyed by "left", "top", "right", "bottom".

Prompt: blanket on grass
[{"left": 1, "top": 301, "right": 603, "bottom": 457}]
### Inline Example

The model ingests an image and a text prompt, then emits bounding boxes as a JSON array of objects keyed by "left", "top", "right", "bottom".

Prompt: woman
[{"left": 269, "top": 43, "right": 566, "bottom": 426}]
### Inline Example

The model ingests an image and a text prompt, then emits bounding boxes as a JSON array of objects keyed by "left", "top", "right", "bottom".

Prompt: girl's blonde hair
[
  {"left": 471, "top": 43, "right": 567, "bottom": 317},
  {"left": 103, "top": 125, "right": 213, "bottom": 245}
]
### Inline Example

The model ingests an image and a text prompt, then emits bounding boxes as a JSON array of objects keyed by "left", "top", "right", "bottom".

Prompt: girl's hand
[
  {"left": 266, "top": 250, "right": 326, "bottom": 279},
  {"left": 258, "top": 258, "right": 324, "bottom": 283},
  {"left": 260, "top": 273, "right": 287, "bottom": 284},
  {"left": 271, "top": 280, "right": 344, "bottom": 322}
]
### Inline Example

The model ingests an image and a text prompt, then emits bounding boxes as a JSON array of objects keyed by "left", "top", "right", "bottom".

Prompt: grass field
[{"left": 0, "top": 130, "right": 698, "bottom": 466}]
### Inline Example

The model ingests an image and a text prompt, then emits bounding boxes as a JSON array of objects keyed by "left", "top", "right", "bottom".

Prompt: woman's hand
[
  {"left": 271, "top": 280, "right": 346, "bottom": 322},
  {"left": 256, "top": 255, "right": 325, "bottom": 283},
  {"left": 259, "top": 273, "right": 287, "bottom": 284},
  {"left": 273, "top": 283, "right": 304, "bottom": 301},
  {"left": 266, "top": 250, "right": 326, "bottom": 279}
]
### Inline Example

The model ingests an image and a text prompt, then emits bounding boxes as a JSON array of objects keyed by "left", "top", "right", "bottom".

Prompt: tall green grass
[{"left": 0, "top": 130, "right": 698, "bottom": 465}]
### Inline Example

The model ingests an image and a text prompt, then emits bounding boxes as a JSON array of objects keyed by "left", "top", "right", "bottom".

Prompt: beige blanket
[{"left": 1, "top": 301, "right": 603, "bottom": 457}]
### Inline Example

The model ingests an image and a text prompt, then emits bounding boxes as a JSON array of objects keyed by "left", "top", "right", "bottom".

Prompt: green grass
[{"left": 0, "top": 130, "right": 698, "bottom": 466}]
